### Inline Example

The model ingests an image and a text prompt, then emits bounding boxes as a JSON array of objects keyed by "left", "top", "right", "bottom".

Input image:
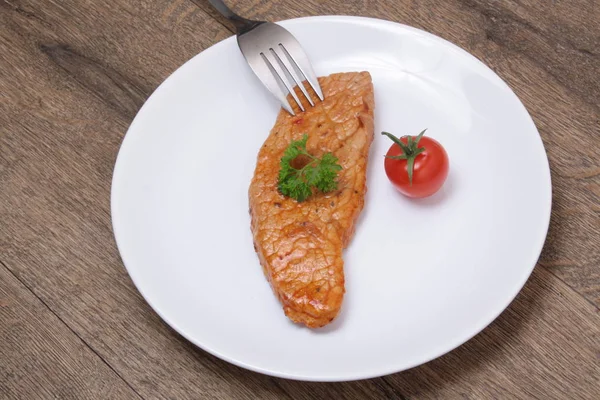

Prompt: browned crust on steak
[{"left": 249, "top": 72, "right": 375, "bottom": 328}]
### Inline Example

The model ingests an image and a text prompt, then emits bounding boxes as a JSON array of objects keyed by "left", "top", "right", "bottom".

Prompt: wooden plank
[
  {"left": 0, "top": 262, "right": 140, "bottom": 400},
  {"left": 459, "top": 0, "right": 599, "bottom": 107},
  {"left": 0, "top": 0, "right": 230, "bottom": 121},
  {"left": 199, "top": 0, "right": 600, "bottom": 308}
]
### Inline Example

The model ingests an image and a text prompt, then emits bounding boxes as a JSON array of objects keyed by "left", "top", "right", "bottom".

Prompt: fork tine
[
  {"left": 252, "top": 52, "right": 295, "bottom": 115},
  {"left": 279, "top": 43, "right": 324, "bottom": 101},
  {"left": 266, "top": 49, "right": 305, "bottom": 112},
  {"left": 273, "top": 45, "right": 314, "bottom": 106},
  {"left": 236, "top": 22, "right": 323, "bottom": 115},
  {"left": 259, "top": 53, "right": 303, "bottom": 113}
]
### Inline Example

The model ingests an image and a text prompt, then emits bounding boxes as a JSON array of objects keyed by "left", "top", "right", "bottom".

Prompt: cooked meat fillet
[{"left": 249, "top": 72, "right": 375, "bottom": 328}]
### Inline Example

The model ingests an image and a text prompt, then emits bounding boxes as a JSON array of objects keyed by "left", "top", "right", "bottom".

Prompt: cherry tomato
[{"left": 382, "top": 130, "right": 449, "bottom": 198}]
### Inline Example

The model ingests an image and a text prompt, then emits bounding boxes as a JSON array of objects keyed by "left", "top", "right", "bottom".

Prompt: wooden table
[{"left": 1, "top": 1, "right": 599, "bottom": 398}]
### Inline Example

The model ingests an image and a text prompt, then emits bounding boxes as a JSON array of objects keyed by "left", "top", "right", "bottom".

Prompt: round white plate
[{"left": 112, "top": 16, "right": 551, "bottom": 381}]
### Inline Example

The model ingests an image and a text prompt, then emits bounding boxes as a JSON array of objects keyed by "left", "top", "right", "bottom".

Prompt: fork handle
[{"left": 208, "top": 0, "right": 263, "bottom": 35}]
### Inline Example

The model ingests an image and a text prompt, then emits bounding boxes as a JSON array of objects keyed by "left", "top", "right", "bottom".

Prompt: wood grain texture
[
  {"left": 1, "top": 0, "right": 599, "bottom": 398},
  {"left": 0, "top": 262, "right": 140, "bottom": 400}
]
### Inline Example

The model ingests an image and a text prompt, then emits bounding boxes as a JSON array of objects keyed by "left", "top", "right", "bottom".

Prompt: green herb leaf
[{"left": 278, "top": 134, "right": 342, "bottom": 202}]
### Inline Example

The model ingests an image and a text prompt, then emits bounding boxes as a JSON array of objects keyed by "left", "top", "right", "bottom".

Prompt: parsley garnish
[{"left": 278, "top": 134, "right": 342, "bottom": 202}]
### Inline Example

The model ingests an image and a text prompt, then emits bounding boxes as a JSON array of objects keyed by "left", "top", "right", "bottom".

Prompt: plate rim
[{"left": 111, "top": 15, "right": 552, "bottom": 381}]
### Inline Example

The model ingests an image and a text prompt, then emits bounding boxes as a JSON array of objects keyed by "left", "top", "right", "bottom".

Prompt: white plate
[{"left": 111, "top": 16, "right": 551, "bottom": 381}]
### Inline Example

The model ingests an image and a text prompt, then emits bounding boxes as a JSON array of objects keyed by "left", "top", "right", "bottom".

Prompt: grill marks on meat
[{"left": 249, "top": 72, "right": 375, "bottom": 328}]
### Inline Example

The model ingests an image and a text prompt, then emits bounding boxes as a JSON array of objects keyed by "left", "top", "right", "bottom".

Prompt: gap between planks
[{"left": 0, "top": 259, "right": 145, "bottom": 400}]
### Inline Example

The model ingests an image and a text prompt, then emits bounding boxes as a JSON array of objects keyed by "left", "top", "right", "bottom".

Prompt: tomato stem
[{"left": 381, "top": 129, "right": 427, "bottom": 185}]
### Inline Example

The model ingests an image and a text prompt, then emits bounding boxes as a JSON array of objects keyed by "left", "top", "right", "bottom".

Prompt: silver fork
[{"left": 208, "top": 0, "right": 324, "bottom": 115}]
